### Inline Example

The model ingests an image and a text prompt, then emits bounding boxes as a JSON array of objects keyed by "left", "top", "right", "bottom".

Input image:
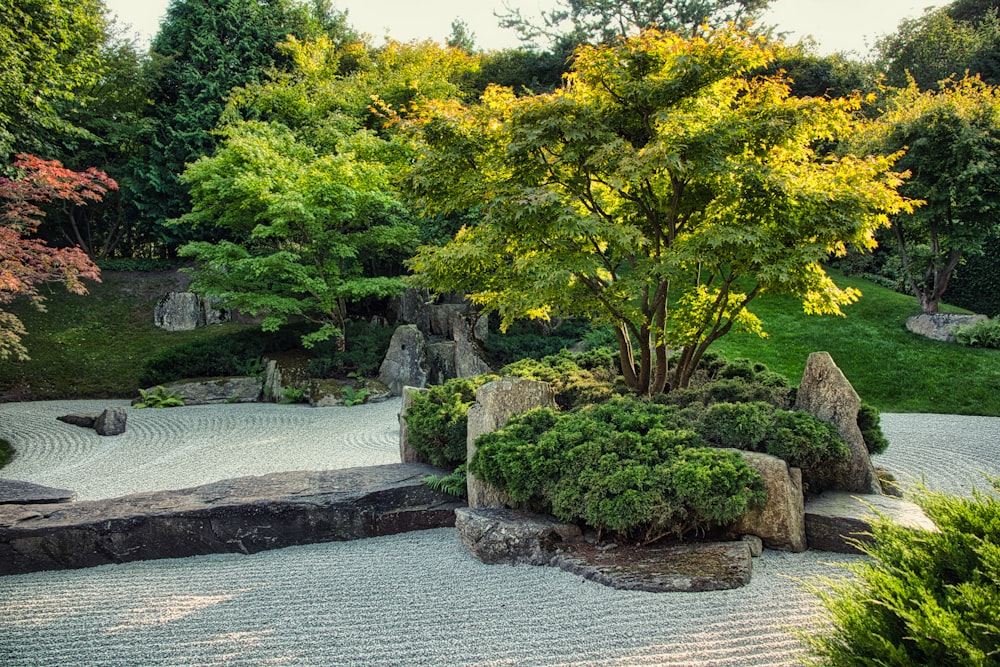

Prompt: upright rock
[
  {"left": 154, "top": 292, "right": 203, "bottom": 331},
  {"left": 95, "top": 407, "right": 127, "bottom": 436},
  {"left": 378, "top": 325, "right": 430, "bottom": 396},
  {"left": 466, "top": 378, "right": 556, "bottom": 508},
  {"left": 727, "top": 451, "right": 807, "bottom": 552},
  {"left": 796, "top": 352, "right": 881, "bottom": 494}
]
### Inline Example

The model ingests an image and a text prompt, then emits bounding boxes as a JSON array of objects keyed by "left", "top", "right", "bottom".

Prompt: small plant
[
  {"left": 133, "top": 386, "right": 185, "bottom": 409},
  {"left": 0, "top": 438, "right": 14, "bottom": 469},
  {"left": 279, "top": 386, "right": 307, "bottom": 404},
  {"left": 802, "top": 477, "right": 1000, "bottom": 666},
  {"left": 856, "top": 402, "right": 890, "bottom": 456},
  {"left": 423, "top": 464, "right": 468, "bottom": 499},
  {"left": 341, "top": 385, "right": 370, "bottom": 407},
  {"left": 953, "top": 316, "right": 1000, "bottom": 349}
]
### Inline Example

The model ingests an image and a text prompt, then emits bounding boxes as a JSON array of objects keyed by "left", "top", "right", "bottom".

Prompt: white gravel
[{"left": 0, "top": 401, "right": 997, "bottom": 667}]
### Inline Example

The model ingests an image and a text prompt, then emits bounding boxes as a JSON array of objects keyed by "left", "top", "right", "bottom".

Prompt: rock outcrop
[
  {"left": 153, "top": 377, "right": 263, "bottom": 405},
  {"left": 95, "top": 407, "right": 128, "bottom": 436},
  {"left": 466, "top": 378, "right": 557, "bottom": 508},
  {"left": 906, "top": 312, "right": 988, "bottom": 343},
  {"left": 0, "top": 464, "right": 461, "bottom": 575},
  {"left": 796, "top": 352, "right": 881, "bottom": 494},
  {"left": 804, "top": 491, "right": 939, "bottom": 554},
  {"left": 727, "top": 451, "right": 807, "bottom": 552}
]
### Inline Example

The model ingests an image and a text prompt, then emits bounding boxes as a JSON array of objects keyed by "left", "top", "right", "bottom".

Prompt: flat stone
[
  {"left": 804, "top": 491, "right": 939, "bottom": 554},
  {"left": 56, "top": 413, "right": 100, "bottom": 428},
  {"left": 0, "top": 479, "right": 76, "bottom": 505},
  {"left": 455, "top": 507, "right": 582, "bottom": 566},
  {"left": 0, "top": 464, "right": 461, "bottom": 575},
  {"left": 159, "top": 377, "right": 263, "bottom": 405},
  {"left": 906, "top": 312, "right": 988, "bottom": 343},
  {"left": 551, "top": 540, "right": 753, "bottom": 593}
]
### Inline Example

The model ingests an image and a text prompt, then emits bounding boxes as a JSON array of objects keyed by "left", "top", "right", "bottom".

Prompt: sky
[{"left": 105, "top": 0, "right": 947, "bottom": 57}]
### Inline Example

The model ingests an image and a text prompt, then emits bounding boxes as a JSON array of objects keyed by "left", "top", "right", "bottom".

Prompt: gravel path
[{"left": 0, "top": 401, "right": 997, "bottom": 667}]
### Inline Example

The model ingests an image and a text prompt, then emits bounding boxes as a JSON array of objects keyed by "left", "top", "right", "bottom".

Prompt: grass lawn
[{"left": 711, "top": 272, "right": 1000, "bottom": 415}]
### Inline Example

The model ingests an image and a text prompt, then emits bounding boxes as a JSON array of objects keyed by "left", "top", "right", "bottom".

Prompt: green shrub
[
  {"left": 656, "top": 353, "right": 793, "bottom": 408},
  {"left": 306, "top": 320, "right": 396, "bottom": 377},
  {"left": 954, "top": 317, "right": 1000, "bottom": 349},
  {"left": 803, "top": 478, "right": 1000, "bottom": 666},
  {"left": 484, "top": 319, "right": 593, "bottom": 365},
  {"left": 696, "top": 401, "right": 776, "bottom": 450},
  {"left": 405, "top": 376, "right": 498, "bottom": 469},
  {"left": 0, "top": 438, "right": 14, "bottom": 469},
  {"left": 470, "top": 397, "right": 767, "bottom": 543},
  {"left": 763, "top": 410, "right": 850, "bottom": 493},
  {"left": 857, "top": 402, "right": 890, "bottom": 456},
  {"left": 501, "top": 350, "right": 616, "bottom": 410}
]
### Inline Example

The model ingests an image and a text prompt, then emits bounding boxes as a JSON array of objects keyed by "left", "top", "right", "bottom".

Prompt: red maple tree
[{"left": 1, "top": 155, "right": 114, "bottom": 360}]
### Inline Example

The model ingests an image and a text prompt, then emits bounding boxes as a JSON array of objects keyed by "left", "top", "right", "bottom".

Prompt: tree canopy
[{"left": 407, "top": 29, "right": 911, "bottom": 395}]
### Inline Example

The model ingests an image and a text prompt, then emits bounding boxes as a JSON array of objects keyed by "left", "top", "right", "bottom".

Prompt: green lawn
[{"left": 711, "top": 272, "right": 1000, "bottom": 415}]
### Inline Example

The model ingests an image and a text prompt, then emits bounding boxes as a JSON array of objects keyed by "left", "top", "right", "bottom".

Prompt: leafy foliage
[
  {"left": 404, "top": 376, "right": 498, "bottom": 469},
  {"left": 133, "top": 385, "right": 185, "bottom": 408},
  {"left": 762, "top": 409, "right": 850, "bottom": 492},
  {"left": 500, "top": 350, "right": 618, "bottom": 410},
  {"left": 857, "top": 402, "right": 890, "bottom": 456},
  {"left": 803, "top": 478, "right": 1000, "bottom": 666},
  {"left": 954, "top": 316, "right": 1000, "bottom": 348},
  {"left": 408, "top": 29, "right": 910, "bottom": 396},
  {"left": 470, "top": 397, "right": 767, "bottom": 542},
  {"left": 0, "top": 155, "right": 109, "bottom": 359},
  {"left": 696, "top": 401, "right": 775, "bottom": 450},
  {"left": 423, "top": 464, "right": 468, "bottom": 499}
]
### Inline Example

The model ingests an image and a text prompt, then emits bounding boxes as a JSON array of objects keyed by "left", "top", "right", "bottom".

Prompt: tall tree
[
  {"left": 0, "top": 0, "right": 108, "bottom": 163},
  {"left": 857, "top": 77, "right": 1000, "bottom": 314},
  {"left": 497, "top": 0, "right": 771, "bottom": 46},
  {"left": 407, "top": 29, "right": 910, "bottom": 395},
  {"left": 0, "top": 155, "right": 110, "bottom": 360}
]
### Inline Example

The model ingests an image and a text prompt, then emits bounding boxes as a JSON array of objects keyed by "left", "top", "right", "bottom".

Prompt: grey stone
[
  {"left": 57, "top": 413, "right": 99, "bottom": 429},
  {"left": 158, "top": 377, "right": 263, "bottom": 405},
  {"left": 805, "top": 491, "right": 939, "bottom": 554},
  {"left": 430, "top": 304, "right": 468, "bottom": 337},
  {"left": 392, "top": 287, "right": 432, "bottom": 332},
  {"left": 796, "top": 352, "right": 881, "bottom": 494},
  {"left": 466, "top": 378, "right": 556, "bottom": 508},
  {"left": 906, "top": 312, "right": 988, "bottom": 343},
  {"left": 263, "top": 359, "right": 282, "bottom": 402},
  {"left": 399, "top": 386, "right": 429, "bottom": 464},
  {"left": 0, "top": 464, "right": 461, "bottom": 575},
  {"left": 95, "top": 407, "right": 128, "bottom": 436},
  {"left": 201, "top": 295, "right": 229, "bottom": 326},
  {"left": 726, "top": 451, "right": 807, "bottom": 552},
  {"left": 307, "top": 379, "right": 390, "bottom": 407},
  {"left": 741, "top": 534, "right": 764, "bottom": 557},
  {"left": 378, "top": 325, "right": 429, "bottom": 396},
  {"left": 455, "top": 507, "right": 581, "bottom": 566},
  {"left": 426, "top": 340, "right": 458, "bottom": 386},
  {"left": 450, "top": 311, "right": 493, "bottom": 379},
  {"left": 551, "top": 540, "right": 753, "bottom": 593},
  {"left": 0, "top": 480, "right": 76, "bottom": 505},
  {"left": 154, "top": 292, "right": 203, "bottom": 331}
]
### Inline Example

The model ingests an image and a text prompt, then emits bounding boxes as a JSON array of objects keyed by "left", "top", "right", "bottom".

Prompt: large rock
[
  {"left": 378, "top": 325, "right": 429, "bottom": 396},
  {"left": 392, "top": 287, "right": 432, "bottom": 333},
  {"left": 95, "top": 407, "right": 127, "bottom": 436},
  {"left": 727, "top": 451, "right": 807, "bottom": 552},
  {"left": 449, "top": 311, "right": 493, "bottom": 378},
  {"left": 906, "top": 312, "right": 988, "bottom": 343},
  {"left": 153, "top": 292, "right": 229, "bottom": 331},
  {"left": 796, "top": 352, "right": 881, "bottom": 494},
  {"left": 0, "top": 464, "right": 461, "bottom": 575},
  {"left": 805, "top": 491, "right": 939, "bottom": 554},
  {"left": 399, "top": 386, "right": 429, "bottom": 464},
  {"left": 426, "top": 341, "right": 458, "bottom": 386},
  {"left": 455, "top": 507, "right": 581, "bottom": 566},
  {"left": 0, "top": 480, "right": 76, "bottom": 505},
  {"left": 157, "top": 377, "right": 263, "bottom": 405},
  {"left": 466, "top": 378, "right": 557, "bottom": 508}
]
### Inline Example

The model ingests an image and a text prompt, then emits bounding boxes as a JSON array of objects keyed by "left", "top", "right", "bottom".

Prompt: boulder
[
  {"left": 796, "top": 352, "right": 881, "bottom": 494},
  {"left": 449, "top": 311, "right": 493, "bottom": 378},
  {"left": 392, "top": 287, "right": 432, "bottom": 333},
  {"left": 95, "top": 407, "right": 127, "bottom": 436},
  {"left": 726, "top": 451, "right": 807, "bottom": 553},
  {"left": 262, "top": 351, "right": 312, "bottom": 403},
  {"left": 0, "top": 464, "right": 461, "bottom": 575},
  {"left": 0, "top": 480, "right": 75, "bottom": 505},
  {"left": 57, "top": 413, "right": 99, "bottom": 429},
  {"left": 466, "top": 378, "right": 557, "bottom": 508},
  {"left": 307, "top": 379, "right": 390, "bottom": 407},
  {"left": 201, "top": 296, "right": 229, "bottom": 326},
  {"left": 429, "top": 303, "right": 469, "bottom": 337},
  {"left": 158, "top": 377, "right": 263, "bottom": 405},
  {"left": 378, "top": 325, "right": 430, "bottom": 396},
  {"left": 804, "top": 491, "right": 939, "bottom": 554},
  {"left": 154, "top": 292, "right": 203, "bottom": 331},
  {"left": 455, "top": 507, "right": 581, "bottom": 566},
  {"left": 906, "top": 312, "right": 988, "bottom": 343},
  {"left": 399, "top": 386, "right": 429, "bottom": 464},
  {"left": 426, "top": 340, "right": 458, "bottom": 386}
]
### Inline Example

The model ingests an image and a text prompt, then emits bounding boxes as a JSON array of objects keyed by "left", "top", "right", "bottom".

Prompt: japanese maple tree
[{"left": 0, "top": 155, "right": 112, "bottom": 360}]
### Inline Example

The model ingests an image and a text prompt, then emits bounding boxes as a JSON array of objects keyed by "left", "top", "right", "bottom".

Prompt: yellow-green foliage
[{"left": 803, "top": 478, "right": 1000, "bottom": 666}]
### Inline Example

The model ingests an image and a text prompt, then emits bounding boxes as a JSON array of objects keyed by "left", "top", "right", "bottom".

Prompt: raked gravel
[{"left": 0, "top": 400, "right": 997, "bottom": 667}]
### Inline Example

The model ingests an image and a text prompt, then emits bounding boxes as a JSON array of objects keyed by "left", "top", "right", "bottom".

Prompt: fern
[
  {"left": 423, "top": 465, "right": 468, "bottom": 499},
  {"left": 134, "top": 386, "right": 185, "bottom": 409}
]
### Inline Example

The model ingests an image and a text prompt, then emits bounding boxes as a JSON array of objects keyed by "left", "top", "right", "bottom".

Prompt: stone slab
[
  {"left": 804, "top": 491, "right": 939, "bottom": 554},
  {"left": 0, "top": 464, "right": 461, "bottom": 575},
  {"left": 56, "top": 413, "right": 100, "bottom": 428},
  {"left": 0, "top": 479, "right": 76, "bottom": 505}
]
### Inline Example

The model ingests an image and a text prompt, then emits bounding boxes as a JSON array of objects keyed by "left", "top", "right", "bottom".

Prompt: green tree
[
  {"left": 858, "top": 77, "right": 1000, "bottom": 314},
  {"left": 496, "top": 0, "right": 771, "bottom": 46},
  {"left": 407, "top": 29, "right": 910, "bottom": 395},
  {"left": 0, "top": 0, "right": 108, "bottom": 163}
]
